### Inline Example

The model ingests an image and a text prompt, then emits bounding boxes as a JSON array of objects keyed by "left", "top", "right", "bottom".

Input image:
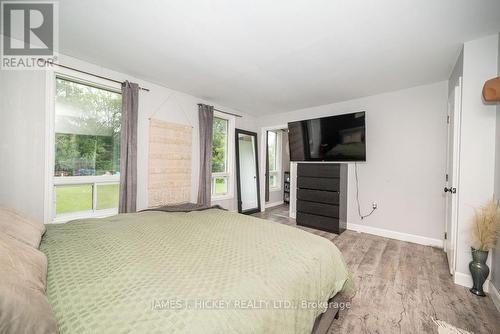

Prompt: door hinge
[
  {"left": 445, "top": 174, "right": 449, "bottom": 182},
  {"left": 444, "top": 232, "right": 447, "bottom": 240},
  {"left": 447, "top": 115, "right": 450, "bottom": 124}
]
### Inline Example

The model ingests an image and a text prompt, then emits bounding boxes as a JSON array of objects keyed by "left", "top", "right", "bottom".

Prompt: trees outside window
[
  {"left": 212, "top": 117, "right": 229, "bottom": 196},
  {"left": 53, "top": 77, "right": 122, "bottom": 217},
  {"left": 267, "top": 130, "right": 282, "bottom": 190}
]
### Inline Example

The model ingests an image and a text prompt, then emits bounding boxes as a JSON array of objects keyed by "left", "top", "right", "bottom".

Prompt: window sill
[
  {"left": 212, "top": 194, "right": 234, "bottom": 202},
  {"left": 269, "top": 187, "right": 282, "bottom": 192},
  {"left": 51, "top": 209, "right": 118, "bottom": 224},
  {"left": 53, "top": 175, "right": 119, "bottom": 185}
]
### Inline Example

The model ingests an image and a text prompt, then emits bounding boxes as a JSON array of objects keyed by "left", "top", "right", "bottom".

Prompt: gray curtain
[
  {"left": 197, "top": 104, "right": 214, "bottom": 206},
  {"left": 119, "top": 81, "right": 139, "bottom": 213}
]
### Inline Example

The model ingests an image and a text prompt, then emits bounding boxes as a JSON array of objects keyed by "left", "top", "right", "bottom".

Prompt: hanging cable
[{"left": 355, "top": 162, "right": 376, "bottom": 220}]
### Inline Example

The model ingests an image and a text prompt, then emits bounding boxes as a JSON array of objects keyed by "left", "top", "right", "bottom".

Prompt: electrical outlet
[{"left": 372, "top": 202, "right": 378, "bottom": 210}]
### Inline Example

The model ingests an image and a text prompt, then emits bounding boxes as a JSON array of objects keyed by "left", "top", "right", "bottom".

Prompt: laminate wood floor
[{"left": 252, "top": 205, "right": 500, "bottom": 334}]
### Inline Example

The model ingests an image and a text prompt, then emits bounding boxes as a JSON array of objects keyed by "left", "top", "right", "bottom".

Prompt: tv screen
[{"left": 288, "top": 112, "right": 366, "bottom": 162}]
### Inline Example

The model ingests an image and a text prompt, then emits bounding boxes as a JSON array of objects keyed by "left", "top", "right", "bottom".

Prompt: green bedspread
[{"left": 40, "top": 209, "right": 349, "bottom": 334}]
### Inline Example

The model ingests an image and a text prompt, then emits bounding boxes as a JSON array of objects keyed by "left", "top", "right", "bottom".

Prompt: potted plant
[{"left": 469, "top": 198, "right": 500, "bottom": 296}]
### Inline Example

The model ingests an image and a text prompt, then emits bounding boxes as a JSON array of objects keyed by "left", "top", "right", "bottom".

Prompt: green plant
[
  {"left": 471, "top": 198, "right": 500, "bottom": 251},
  {"left": 54, "top": 78, "right": 121, "bottom": 177},
  {"left": 212, "top": 117, "right": 227, "bottom": 173}
]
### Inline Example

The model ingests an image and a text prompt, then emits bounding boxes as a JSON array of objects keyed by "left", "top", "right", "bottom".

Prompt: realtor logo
[{"left": 1, "top": 1, "right": 58, "bottom": 69}]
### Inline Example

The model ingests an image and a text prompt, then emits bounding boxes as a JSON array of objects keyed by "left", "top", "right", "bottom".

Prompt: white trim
[
  {"left": 443, "top": 76, "right": 463, "bottom": 275},
  {"left": 488, "top": 281, "right": 500, "bottom": 312},
  {"left": 453, "top": 272, "right": 490, "bottom": 293},
  {"left": 347, "top": 223, "right": 444, "bottom": 248},
  {"left": 56, "top": 72, "right": 122, "bottom": 94},
  {"left": 289, "top": 162, "right": 297, "bottom": 218},
  {"left": 211, "top": 112, "right": 235, "bottom": 201},
  {"left": 265, "top": 201, "right": 284, "bottom": 209},
  {"left": 453, "top": 272, "right": 473, "bottom": 288},
  {"left": 211, "top": 173, "right": 231, "bottom": 199},
  {"left": 46, "top": 72, "right": 123, "bottom": 222},
  {"left": 268, "top": 130, "right": 282, "bottom": 191},
  {"left": 52, "top": 181, "right": 120, "bottom": 222},
  {"left": 53, "top": 175, "right": 119, "bottom": 185},
  {"left": 44, "top": 69, "right": 55, "bottom": 224},
  {"left": 55, "top": 69, "right": 122, "bottom": 92},
  {"left": 211, "top": 194, "right": 233, "bottom": 201}
]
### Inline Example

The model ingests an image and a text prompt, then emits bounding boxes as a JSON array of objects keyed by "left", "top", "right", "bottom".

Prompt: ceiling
[{"left": 59, "top": 0, "right": 500, "bottom": 116}]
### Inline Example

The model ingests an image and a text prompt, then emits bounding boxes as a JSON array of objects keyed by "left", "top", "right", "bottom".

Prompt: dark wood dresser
[{"left": 296, "top": 163, "right": 347, "bottom": 234}]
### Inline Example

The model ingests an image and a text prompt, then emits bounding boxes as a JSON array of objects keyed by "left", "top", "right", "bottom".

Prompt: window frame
[
  {"left": 49, "top": 73, "right": 122, "bottom": 223},
  {"left": 211, "top": 111, "right": 235, "bottom": 201},
  {"left": 268, "top": 130, "right": 282, "bottom": 191}
]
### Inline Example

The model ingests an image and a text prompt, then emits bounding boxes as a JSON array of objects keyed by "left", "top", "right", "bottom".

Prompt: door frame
[
  {"left": 444, "top": 76, "right": 462, "bottom": 275},
  {"left": 235, "top": 129, "right": 261, "bottom": 214}
]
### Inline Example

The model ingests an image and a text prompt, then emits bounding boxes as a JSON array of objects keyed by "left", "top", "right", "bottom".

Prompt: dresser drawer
[
  {"left": 297, "top": 200, "right": 339, "bottom": 218},
  {"left": 297, "top": 177, "right": 339, "bottom": 191},
  {"left": 296, "top": 212, "right": 340, "bottom": 234},
  {"left": 297, "top": 163, "right": 340, "bottom": 178},
  {"left": 297, "top": 189, "right": 339, "bottom": 204}
]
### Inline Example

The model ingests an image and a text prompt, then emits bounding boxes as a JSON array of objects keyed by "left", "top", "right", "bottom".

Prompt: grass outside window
[{"left": 55, "top": 183, "right": 119, "bottom": 215}]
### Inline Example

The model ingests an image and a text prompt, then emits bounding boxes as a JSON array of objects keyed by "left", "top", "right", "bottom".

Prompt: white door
[
  {"left": 444, "top": 77, "right": 462, "bottom": 275},
  {"left": 238, "top": 133, "right": 259, "bottom": 212}
]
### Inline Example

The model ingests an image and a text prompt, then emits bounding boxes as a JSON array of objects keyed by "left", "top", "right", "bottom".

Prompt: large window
[
  {"left": 53, "top": 77, "right": 122, "bottom": 218},
  {"left": 212, "top": 115, "right": 234, "bottom": 198},
  {"left": 267, "top": 130, "right": 282, "bottom": 190}
]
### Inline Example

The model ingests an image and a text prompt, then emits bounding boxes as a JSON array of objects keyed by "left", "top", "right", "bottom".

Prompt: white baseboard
[
  {"left": 347, "top": 223, "right": 443, "bottom": 248},
  {"left": 454, "top": 272, "right": 473, "bottom": 289},
  {"left": 454, "top": 271, "right": 490, "bottom": 293},
  {"left": 265, "top": 201, "right": 284, "bottom": 209},
  {"left": 488, "top": 281, "right": 500, "bottom": 312},
  {"left": 344, "top": 224, "right": 498, "bottom": 298}
]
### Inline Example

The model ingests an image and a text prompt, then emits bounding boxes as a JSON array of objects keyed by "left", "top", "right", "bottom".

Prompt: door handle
[{"left": 444, "top": 187, "right": 456, "bottom": 194}]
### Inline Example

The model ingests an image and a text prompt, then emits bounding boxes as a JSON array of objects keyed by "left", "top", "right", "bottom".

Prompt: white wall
[
  {"left": 454, "top": 34, "right": 499, "bottom": 281},
  {"left": 0, "top": 71, "right": 48, "bottom": 220},
  {"left": 267, "top": 187, "right": 284, "bottom": 206},
  {"left": 0, "top": 54, "right": 257, "bottom": 222},
  {"left": 257, "top": 81, "right": 449, "bottom": 244}
]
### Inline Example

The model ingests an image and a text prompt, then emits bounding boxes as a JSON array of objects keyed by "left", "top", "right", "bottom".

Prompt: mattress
[{"left": 40, "top": 209, "right": 349, "bottom": 333}]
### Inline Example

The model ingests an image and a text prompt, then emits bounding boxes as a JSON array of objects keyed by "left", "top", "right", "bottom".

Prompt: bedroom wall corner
[{"left": 257, "top": 81, "right": 449, "bottom": 244}]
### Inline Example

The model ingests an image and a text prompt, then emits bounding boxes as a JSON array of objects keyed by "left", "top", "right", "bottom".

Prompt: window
[
  {"left": 53, "top": 77, "right": 122, "bottom": 219},
  {"left": 267, "top": 130, "right": 282, "bottom": 190},
  {"left": 211, "top": 114, "right": 234, "bottom": 198}
]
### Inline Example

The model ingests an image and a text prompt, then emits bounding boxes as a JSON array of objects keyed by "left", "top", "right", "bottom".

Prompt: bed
[{"left": 40, "top": 208, "right": 350, "bottom": 334}]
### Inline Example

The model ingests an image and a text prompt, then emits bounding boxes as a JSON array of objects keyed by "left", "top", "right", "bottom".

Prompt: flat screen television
[{"left": 288, "top": 112, "right": 366, "bottom": 162}]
